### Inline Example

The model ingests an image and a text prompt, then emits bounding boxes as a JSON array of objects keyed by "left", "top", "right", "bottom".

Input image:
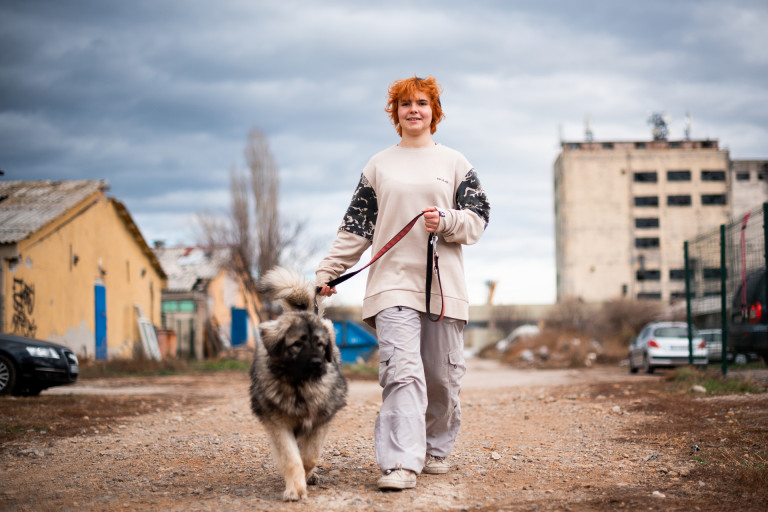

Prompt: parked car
[
  {"left": 699, "top": 329, "right": 723, "bottom": 362},
  {"left": 0, "top": 333, "right": 79, "bottom": 396},
  {"left": 729, "top": 269, "right": 768, "bottom": 364},
  {"left": 628, "top": 321, "right": 708, "bottom": 374},
  {"left": 698, "top": 328, "right": 759, "bottom": 364}
]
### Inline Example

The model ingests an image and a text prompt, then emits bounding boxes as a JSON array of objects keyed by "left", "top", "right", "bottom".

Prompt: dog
[{"left": 249, "top": 267, "right": 348, "bottom": 501}]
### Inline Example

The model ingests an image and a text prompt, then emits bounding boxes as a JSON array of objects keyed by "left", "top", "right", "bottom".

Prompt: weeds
[
  {"left": 79, "top": 357, "right": 249, "bottom": 378},
  {"left": 668, "top": 366, "right": 766, "bottom": 395}
]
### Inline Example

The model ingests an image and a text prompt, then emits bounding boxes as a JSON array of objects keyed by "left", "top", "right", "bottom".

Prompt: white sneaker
[
  {"left": 377, "top": 467, "right": 417, "bottom": 490},
  {"left": 423, "top": 454, "right": 450, "bottom": 474}
]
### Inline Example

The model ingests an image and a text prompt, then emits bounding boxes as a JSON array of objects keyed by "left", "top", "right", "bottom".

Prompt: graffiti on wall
[{"left": 12, "top": 278, "right": 37, "bottom": 337}]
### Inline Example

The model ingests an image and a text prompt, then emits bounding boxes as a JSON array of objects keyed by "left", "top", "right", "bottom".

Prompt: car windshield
[
  {"left": 701, "top": 332, "right": 721, "bottom": 342},
  {"left": 653, "top": 326, "right": 692, "bottom": 338}
]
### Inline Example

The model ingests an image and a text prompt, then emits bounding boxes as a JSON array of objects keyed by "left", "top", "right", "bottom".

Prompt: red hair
[{"left": 385, "top": 75, "right": 445, "bottom": 136}]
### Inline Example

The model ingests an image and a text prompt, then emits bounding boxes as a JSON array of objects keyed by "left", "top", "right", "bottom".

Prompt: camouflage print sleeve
[
  {"left": 456, "top": 168, "right": 490, "bottom": 228},
  {"left": 339, "top": 174, "right": 378, "bottom": 240}
]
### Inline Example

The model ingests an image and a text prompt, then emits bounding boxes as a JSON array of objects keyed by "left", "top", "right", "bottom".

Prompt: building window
[
  {"left": 667, "top": 170, "right": 691, "bottom": 181},
  {"left": 636, "top": 270, "right": 661, "bottom": 281},
  {"left": 760, "top": 173, "right": 767, "bottom": 181},
  {"left": 568, "top": 143, "right": 580, "bottom": 150},
  {"left": 702, "top": 194, "right": 727, "bottom": 205},
  {"left": 634, "top": 196, "right": 659, "bottom": 207},
  {"left": 602, "top": 142, "right": 614, "bottom": 149},
  {"left": 637, "top": 292, "right": 662, "bottom": 300},
  {"left": 668, "top": 141, "right": 681, "bottom": 148},
  {"left": 670, "top": 292, "right": 686, "bottom": 301},
  {"left": 635, "top": 237, "right": 660, "bottom": 248},
  {"left": 669, "top": 269, "right": 686, "bottom": 280},
  {"left": 635, "top": 142, "right": 646, "bottom": 149},
  {"left": 702, "top": 170, "right": 726, "bottom": 181},
  {"left": 162, "top": 300, "right": 196, "bottom": 313},
  {"left": 736, "top": 172, "right": 750, "bottom": 181},
  {"left": 634, "top": 171, "right": 658, "bottom": 183},
  {"left": 635, "top": 218, "right": 659, "bottom": 228},
  {"left": 668, "top": 195, "right": 692, "bottom": 206},
  {"left": 703, "top": 267, "right": 721, "bottom": 280}
]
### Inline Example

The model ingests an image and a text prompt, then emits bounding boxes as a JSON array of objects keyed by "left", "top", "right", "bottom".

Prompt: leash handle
[{"left": 425, "top": 233, "right": 445, "bottom": 322}]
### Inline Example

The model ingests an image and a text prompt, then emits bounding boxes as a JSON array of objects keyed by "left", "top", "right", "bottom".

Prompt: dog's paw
[{"left": 282, "top": 487, "right": 307, "bottom": 501}]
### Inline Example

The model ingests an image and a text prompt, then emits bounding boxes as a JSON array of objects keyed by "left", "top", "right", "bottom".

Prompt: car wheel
[
  {"left": 0, "top": 354, "right": 17, "bottom": 395},
  {"left": 629, "top": 353, "right": 638, "bottom": 374},
  {"left": 643, "top": 353, "right": 654, "bottom": 374},
  {"left": 734, "top": 353, "right": 748, "bottom": 365}
]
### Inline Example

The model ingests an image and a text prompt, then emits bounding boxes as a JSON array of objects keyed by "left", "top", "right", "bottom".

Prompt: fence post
[
  {"left": 720, "top": 224, "right": 727, "bottom": 376},
  {"left": 685, "top": 241, "right": 693, "bottom": 365}
]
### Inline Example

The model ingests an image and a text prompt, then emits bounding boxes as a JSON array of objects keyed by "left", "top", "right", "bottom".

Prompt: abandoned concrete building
[{"left": 554, "top": 138, "right": 768, "bottom": 304}]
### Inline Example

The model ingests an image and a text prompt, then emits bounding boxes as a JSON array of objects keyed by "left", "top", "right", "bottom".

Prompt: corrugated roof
[
  {"left": 0, "top": 180, "right": 107, "bottom": 244},
  {"left": 154, "top": 246, "right": 231, "bottom": 292}
]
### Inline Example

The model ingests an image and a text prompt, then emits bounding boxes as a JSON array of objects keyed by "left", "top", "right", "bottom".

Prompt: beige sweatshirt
[{"left": 316, "top": 143, "right": 490, "bottom": 327}]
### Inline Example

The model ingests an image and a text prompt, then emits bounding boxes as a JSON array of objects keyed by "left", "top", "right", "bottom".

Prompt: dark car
[
  {"left": 730, "top": 269, "right": 768, "bottom": 364},
  {"left": 0, "top": 333, "right": 79, "bottom": 396}
]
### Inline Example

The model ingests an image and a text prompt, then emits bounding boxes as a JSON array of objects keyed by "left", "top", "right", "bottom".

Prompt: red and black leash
[{"left": 315, "top": 211, "right": 445, "bottom": 322}]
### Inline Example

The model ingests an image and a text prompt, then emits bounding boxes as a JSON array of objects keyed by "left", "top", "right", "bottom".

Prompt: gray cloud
[{"left": 2, "top": 0, "right": 767, "bottom": 304}]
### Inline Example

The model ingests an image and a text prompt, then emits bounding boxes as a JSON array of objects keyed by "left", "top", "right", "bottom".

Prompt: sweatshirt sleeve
[
  {"left": 438, "top": 168, "right": 490, "bottom": 245},
  {"left": 316, "top": 173, "right": 376, "bottom": 286}
]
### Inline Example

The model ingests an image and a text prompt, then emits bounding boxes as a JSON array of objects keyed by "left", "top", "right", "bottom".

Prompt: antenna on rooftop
[
  {"left": 584, "top": 115, "right": 594, "bottom": 142},
  {"left": 684, "top": 112, "right": 692, "bottom": 140},
  {"left": 647, "top": 112, "right": 669, "bottom": 141}
]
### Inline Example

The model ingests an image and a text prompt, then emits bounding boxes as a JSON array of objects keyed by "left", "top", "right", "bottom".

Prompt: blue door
[
  {"left": 230, "top": 307, "right": 247, "bottom": 346},
  {"left": 94, "top": 284, "right": 107, "bottom": 360}
]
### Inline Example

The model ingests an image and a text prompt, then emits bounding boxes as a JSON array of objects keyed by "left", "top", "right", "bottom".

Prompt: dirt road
[{"left": 2, "top": 359, "right": 766, "bottom": 511}]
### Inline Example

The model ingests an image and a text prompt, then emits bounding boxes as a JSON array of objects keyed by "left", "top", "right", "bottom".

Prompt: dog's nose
[{"left": 310, "top": 357, "right": 323, "bottom": 368}]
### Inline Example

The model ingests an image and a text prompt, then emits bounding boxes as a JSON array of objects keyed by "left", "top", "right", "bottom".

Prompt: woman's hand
[
  {"left": 422, "top": 207, "right": 441, "bottom": 233},
  {"left": 317, "top": 285, "right": 337, "bottom": 297}
]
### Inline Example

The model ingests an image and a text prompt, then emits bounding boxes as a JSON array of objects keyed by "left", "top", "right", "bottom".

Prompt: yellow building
[
  {"left": 0, "top": 180, "right": 167, "bottom": 359},
  {"left": 154, "top": 245, "right": 262, "bottom": 359}
]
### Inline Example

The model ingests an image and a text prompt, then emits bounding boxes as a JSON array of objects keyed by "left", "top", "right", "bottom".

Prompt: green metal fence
[{"left": 684, "top": 203, "right": 768, "bottom": 375}]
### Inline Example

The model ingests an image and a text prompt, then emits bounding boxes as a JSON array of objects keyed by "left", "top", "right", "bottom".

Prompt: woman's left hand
[{"left": 422, "top": 207, "right": 441, "bottom": 233}]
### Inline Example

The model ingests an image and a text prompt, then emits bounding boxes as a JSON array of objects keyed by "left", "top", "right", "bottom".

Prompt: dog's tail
[{"left": 258, "top": 267, "right": 315, "bottom": 312}]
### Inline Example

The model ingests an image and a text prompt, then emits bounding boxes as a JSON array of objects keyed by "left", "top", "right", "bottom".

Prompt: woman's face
[{"left": 397, "top": 91, "right": 433, "bottom": 137}]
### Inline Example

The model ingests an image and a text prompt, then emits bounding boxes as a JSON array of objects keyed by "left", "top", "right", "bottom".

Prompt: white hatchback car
[{"left": 629, "top": 321, "right": 708, "bottom": 374}]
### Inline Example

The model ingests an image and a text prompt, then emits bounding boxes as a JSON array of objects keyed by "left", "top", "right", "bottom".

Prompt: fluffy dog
[{"left": 249, "top": 267, "right": 348, "bottom": 501}]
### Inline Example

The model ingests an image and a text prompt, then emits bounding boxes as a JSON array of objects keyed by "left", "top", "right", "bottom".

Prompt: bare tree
[
  {"left": 196, "top": 127, "right": 317, "bottom": 318},
  {"left": 245, "top": 128, "right": 281, "bottom": 277}
]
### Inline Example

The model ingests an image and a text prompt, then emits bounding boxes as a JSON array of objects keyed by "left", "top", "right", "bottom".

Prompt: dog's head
[{"left": 258, "top": 312, "right": 336, "bottom": 382}]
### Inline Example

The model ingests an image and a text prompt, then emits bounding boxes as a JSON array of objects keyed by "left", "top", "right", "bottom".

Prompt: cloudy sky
[{"left": 2, "top": 0, "right": 767, "bottom": 306}]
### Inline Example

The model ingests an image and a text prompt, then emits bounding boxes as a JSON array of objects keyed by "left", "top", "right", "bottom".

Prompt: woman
[{"left": 316, "top": 75, "right": 490, "bottom": 490}]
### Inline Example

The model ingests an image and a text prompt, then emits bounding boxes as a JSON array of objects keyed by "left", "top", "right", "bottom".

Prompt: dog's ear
[
  {"left": 258, "top": 318, "right": 289, "bottom": 354},
  {"left": 322, "top": 319, "right": 335, "bottom": 363}
]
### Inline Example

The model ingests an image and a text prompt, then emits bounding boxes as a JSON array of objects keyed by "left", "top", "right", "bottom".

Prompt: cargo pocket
[
  {"left": 447, "top": 348, "right": 466, "bottom": 405},
  {"left": 378, "top": 345, "right": 395, "bottom": 388}
]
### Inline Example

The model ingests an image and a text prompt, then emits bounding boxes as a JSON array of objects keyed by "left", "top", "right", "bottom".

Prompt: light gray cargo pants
[{"left": 374, "top": 306, "right": 466, "bottom": 473}]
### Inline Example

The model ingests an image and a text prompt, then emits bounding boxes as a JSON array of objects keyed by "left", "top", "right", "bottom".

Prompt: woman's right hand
[{"left": 317, "top": 285, "right": 337, "bottom": 297}]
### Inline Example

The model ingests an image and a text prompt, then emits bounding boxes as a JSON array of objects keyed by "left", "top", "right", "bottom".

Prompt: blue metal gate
[
  {"left": 230, "top": 307, "right": 247, "bottom": 346},
  {"left": 94, "top": 284, "right": 107, "bottom": 360}
]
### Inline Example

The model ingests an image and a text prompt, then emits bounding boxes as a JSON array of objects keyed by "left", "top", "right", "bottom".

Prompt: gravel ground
[{"left": 1, "top": 359, "right": 766, "bottom": 511}]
